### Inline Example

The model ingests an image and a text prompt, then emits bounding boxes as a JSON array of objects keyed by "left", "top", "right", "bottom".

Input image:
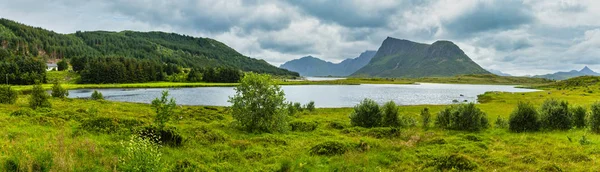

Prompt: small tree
[
  {"left": 421, "top": 107, "right": 431, "bottom": 129},
  {"left": 509, "top": 102, "right": 541, "bottom": 132},
  {"left": 0, "top": 85, "right": 18, "bottom": 104},
  {"left": 152, "top": 90, "right": 176, "bottom": 130},
  {"left": 51, "top": 81, "right": 69, "bottom": 98},
  {"left": 572, "top": 106, "right": 587, "bottom": 129},
  {"left": 540, "top": 99, "right": 572, "bottom": 130},
  {"left": 435, "top": 103, "right": 489, "bottom": 131},
  {"left": 349, "top": 98, "right": 382, "bottom": 128},
  {"left": 381, "top": 101, "right": 400, "bottom": 127},
  {"left": 29, "top": 84, "right": 51, "bottom": 109},
  {"left": 91, "top": 90, "right": 104, "bottom": 100},
  {"left": 228, "top": 73, "right": 288, "bottom": 133},
  {"left": 293, "top": 102, "right": 303, "bottom": 112},
  {"left": 590, "top": 102, "right": 600, "bottom": 133},
  {"left": 57, "top": 59, "right": 68, "bottom": 71},
  {"left": 305, "top": 101, "right": 315, "bottom": 112}
]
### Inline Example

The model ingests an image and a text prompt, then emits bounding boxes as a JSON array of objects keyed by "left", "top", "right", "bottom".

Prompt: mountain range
[
  {"left": 487, "top": 69, "right": 512, "bottom": 76},
  {"left": 534, "top": 66, "right": 599, "bottom": 80},
  {"left": 279, "top": 50, "right": 376, "bottom": 76},
  {"left": 0, "top": 18, "right": 298, "bottom": 76},
  {"left": 352, "top": 37, "right": 490, "bottom": 77}
]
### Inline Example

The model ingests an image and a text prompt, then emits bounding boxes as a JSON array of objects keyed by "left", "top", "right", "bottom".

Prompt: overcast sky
[{"left": 1, "top": 0, "right": 599, "bottom": 75}]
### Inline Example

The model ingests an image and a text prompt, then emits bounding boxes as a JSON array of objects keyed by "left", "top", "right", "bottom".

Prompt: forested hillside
[{"left": 0, "top": 18, "right": 298, "bottom": 83}]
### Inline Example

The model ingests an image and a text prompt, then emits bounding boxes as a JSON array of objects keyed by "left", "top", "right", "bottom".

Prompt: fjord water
[{"left": 68, "top": 83, "right": 537, "bottom": 107}]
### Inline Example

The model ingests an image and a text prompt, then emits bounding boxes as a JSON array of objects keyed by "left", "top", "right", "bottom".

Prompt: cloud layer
[{"left": 1, "top": 0, "right": 599, "bottom": 75}]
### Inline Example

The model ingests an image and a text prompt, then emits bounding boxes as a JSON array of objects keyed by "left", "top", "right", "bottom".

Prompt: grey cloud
[
  {"left": 258, "top": 38, "right": 317, "bottom": 54},
  {"left": 443, "top": 0, "right": 534, "bottom": 37}
]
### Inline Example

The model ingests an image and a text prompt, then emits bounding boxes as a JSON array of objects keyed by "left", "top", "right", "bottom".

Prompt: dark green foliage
[
  {"left": 509, "top": 102, "right": 541, "bottom": 132},
  {"left": 91, "top": 90, "right": 103, "bottom": 100},
  {"left": 151, "top": 90, "right": 176, "bottom": 129},
  {"left": 201, "top": 67, "right": 243, "bottom": 83},
  {"left": 186, "top": 68, "right": 202, "bottom": 82},
  {"left": 173, "top": 159, "right": 198, "bottom": 172},
  {"left": 540, "top": 99, "right": 572, "bottom": 130},
  {"left": 293, "top": 102, "right": 303, "bottom": 111},
  {"left": 309, "top": 141, "right": 348, "bottom": 156},
  {"left": 435, "top": 103, "right": 489, "bottom": 131},
  {"left": 0, "top": 56, "right": 47, "bottom": 85},
  {"left": 495, "top": 116, "right": 508, "bottom": 128},
  {"left": 50, "top": 81, "right": 68, "bottom": 98},
  {"left": 4, "top": 157, "right": 19, "bottom": 171},
  {"left": 229, "top": 73, "right": 288, "bottom": 133},
  {"left": 427, "top": 154, "right": 478, "bottom": 171},
  {"left": 140, "top": 126, "right": 184, "bottom": 147},
  {"left": 57, "top": 59, "right": 68, "bottom": 71},
  {"left": 352, "top": 38, "right": 490, "bottom": 78},
  {"left": 381, "top": 101, "right": 400, "bottom": 127},
  {"left": 420, "top": 108, "right": 431, "bottom": 129},
  {"left": 349, "top": 98, "right": 382, "bottom": 128},
  {"left": 571, "top": 106, "right": 587, "bottom": 128},
  {"left": 277, "top": 160, "right": 292, "bottom": 172},
  {"left": 0, "top": 85, "right": 18, "bottom": 104},
  {"left": 29, "top": 84, "right": 51, "bottom": 109},
  {"left": 305, "top": 101, "right": 315, "bottom": 112},
  {"left": 10, "top": 108, "right": 36, "bottom": 117},
  {"left": 79, "top": 57, "right": 165, "bottom": 84},
  {"left": 590, "top": 102, "right": 600, "bottom": 133},
  {"left": 328, "top": 121, "right": 347, "bottom": 129},
  {"left": 289, "top": 121, "right": 318, "bottom": 132}
]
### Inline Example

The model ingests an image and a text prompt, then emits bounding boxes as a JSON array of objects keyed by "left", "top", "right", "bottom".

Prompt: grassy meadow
[{"left": 1, "top": 76, "right": 599, "bottom": 171}]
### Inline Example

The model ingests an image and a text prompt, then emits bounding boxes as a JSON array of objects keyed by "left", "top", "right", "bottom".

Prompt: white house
[{"left": 47, "top": 63, "right": 58, "bottom": 71}]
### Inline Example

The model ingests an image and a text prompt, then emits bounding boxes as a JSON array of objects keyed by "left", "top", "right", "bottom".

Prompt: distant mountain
[
  {"left": 0, "top": 18, "right": 298, "bottom": 76},
  {"left": 352, "top": 37, "right": 490, "bottom": 77},
  {"left": 487, "top": 69, "right": 512, "bottom": 76},
  {"left": 534, "top": 66, "right": 600, "bottom": 80},
  {"left": 280, "top": 50, "right": 376, "bottom": 76}
]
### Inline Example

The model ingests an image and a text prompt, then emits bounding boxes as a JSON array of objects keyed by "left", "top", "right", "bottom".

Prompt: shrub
[
  {"left": 305, "top": 101, "right": 315, "bottom": 112},
  {"left": 571, "top": 106, "right": 587, "bottom": 128},
  {"left": 495, "top": 116, "right": 508, "bottom": 129},
  {"left": 309, "top": 141, "right": 348, "bottom": 156},
  {"left": 139, "top": 126, "right": 184, "bottom": 147},
  {"left": 421, "top": 108, "right": 431, "bottom": 129},
  {"left": 0, "top": 85, "right": 18, "bottom": 104},
  {"left": 51, "top": 81, "right": 69, "bottom": 98},
  {"left": 228, "top": 73, "right": 288, "bottom": 133},
  {"left": 287, "top": 102, "right": 298, "bottom": 116},
  {"left": 381, "top": 101, "right": 400, "bottom": 127},
  {"left": 289, "top": 121, "right": 318, "bottom": 132},
  {"left": 192, "top": 126, "right": 229, "bottom": 145},
  {"left": 293, "top": 102, "right": 303, "bottom": 112},
  {"left": 119, "top": 135, "right": 164, "bottom": 172},
  {"left": 57, "top": 59, "right": 68, "bottom": 71},
  {"left": 10, "top": 108, "right": 36, "bottom": 117},
  {"left": 29, "top": 84, "right": 51, "bottom": 109},
  {"left": 80, "top": 117, "right": 143, "bottom": 134},
  {"left": 349, "top": 98, "right": 382, "bottom": 128},
  {"left": 540, "top": 99, "right": 572, "bottom": 130},
  {"left": 435, "top": 103, "right": 489, "bottom": 131},
  {"left": 329, "top": 121, "right": 347, "bottom": 129},
  {"left": 509, "top": 102, "right": 541, "bottom": 132},
  {"left": 91, "top": 90, "right": 103, "bottom": 100},
  {"left": 428, "top": 154, "right": 478, "bottom": 171},
  {"left": 152, "top": 90, "right": 176, "bottom": 129},
  {"left": 590, "top": 102, "right": 600, "bottom": 133}
]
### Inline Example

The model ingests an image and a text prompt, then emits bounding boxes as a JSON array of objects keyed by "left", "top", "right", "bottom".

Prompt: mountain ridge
[
  {"left": 534, "top": 66, "right": 599, "bottom": 80},
  {"left": 352, "top": 37, "right": 490, "bottom": 77},
  {"left": 280, "top": 50, "right": 376, "bottom": 76}
]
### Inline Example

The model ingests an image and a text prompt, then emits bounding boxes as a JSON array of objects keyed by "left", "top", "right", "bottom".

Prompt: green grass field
[{"left": 0, "top": 76, "right": 599, "bottom": 171}]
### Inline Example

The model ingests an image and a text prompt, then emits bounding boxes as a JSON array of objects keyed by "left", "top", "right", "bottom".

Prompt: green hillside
[
  {"left": 0, "top": 18, "right": 297, "bottom": 76},
  {"left": 352, "top": 37, "right": 490, "bottom": 78}
]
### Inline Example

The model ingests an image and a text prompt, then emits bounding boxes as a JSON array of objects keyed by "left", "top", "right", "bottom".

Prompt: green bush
[
  {"left": 10, "top": 108, "right": 37, "bottom": 117},
  {"left": 50, "top": 81, "right": 69, "bottom": 98},
  {"left": 287, "top": 102, "right": 298, "bottom": 116},
  {"left": 57, "top": 59, "right": 68, "bottom": 71},
  {"left": 293, "top": 102, "right": 303, "bottom": 112},
  {"left": 509, "top": 102, "right": 541, "bottom": 132},
  {"left": 435, "top": 103, "right": 489, "bottom": 131},
  {"left": 495, "top": 116, "right": 508, "bottom": 129},
  {"left": 192, "top": 126, "right": 229, "bottom": 145},
  {"left": 152, "top": 90, "right": 176, "bottom": 129},
  {"left": 139, "top": 126, "right": 184, "bottom": 147},
  {"left": 309, "top": 141, "right": 348, "bottom": 156},
  {"left": 119, "top": 135, "right": 164, "bottom": 172},
  {"left": 80, "top": 117, "right": 143, "bottom": 134},
  {"left": 421, "top": 108, "right": 431, "bottom": 129},
  {"left": 305, "top": 101, "right": 315, "bottom": 112},
  {"left": 427, "top": 154, "right": 478, "bottom": 171},
  {"left": 381, "top": 101, "right": 400, "bottom": 127},
  {"left": 540, "top": 99, "right": 572, "bottom": 130},
  {"left": 289, "top": 121, "right": 318, "bottom": 132},
  {"left": 228, "top": 73, "right": 288, "bottom": 133},
  {"left": 91, "top": 90, "right": 103, "bottom": 100},
  {"left": 0, "top": 85, "right": 18, "bottom": 104},
  {"left": 590, "top": 102, "right": 600, "bottom": 133},
  {"left": 571, "top": 106, "right": 587, "bottom": 128},
  {"left": 29, "top": 84, "right": 51, "bottom": 109},
  {"left": 349, "top": 98, "right": 382, "bottom": 128}
]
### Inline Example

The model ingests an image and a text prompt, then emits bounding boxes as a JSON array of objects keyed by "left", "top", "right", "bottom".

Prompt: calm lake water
[{"left": 68, "top": 83, "right": 538, "bottom": 107}]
